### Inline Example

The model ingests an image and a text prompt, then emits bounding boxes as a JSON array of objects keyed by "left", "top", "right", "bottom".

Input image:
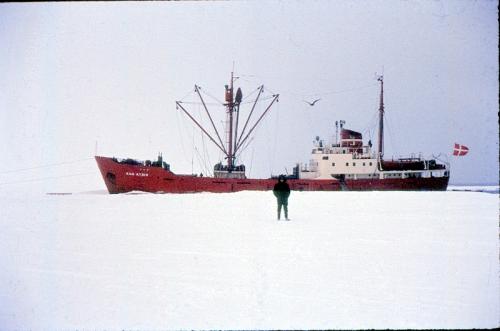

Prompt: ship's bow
[{"left": 95, "top": 156, "right": 123, "bottom": 194}]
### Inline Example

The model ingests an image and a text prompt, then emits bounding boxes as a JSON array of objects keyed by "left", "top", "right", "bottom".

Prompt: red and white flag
[{"left": 453, "top": 143, "right": 469, "bottom": 156}]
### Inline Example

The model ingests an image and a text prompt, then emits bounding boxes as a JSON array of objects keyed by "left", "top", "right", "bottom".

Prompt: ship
[{"left": 95, "top": 74, "right": 449, "bottom": 193}]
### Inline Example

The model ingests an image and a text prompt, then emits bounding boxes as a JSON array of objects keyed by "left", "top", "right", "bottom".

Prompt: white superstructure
[{"left": 297, "top": 127, "right": 449, "bottom": 181}]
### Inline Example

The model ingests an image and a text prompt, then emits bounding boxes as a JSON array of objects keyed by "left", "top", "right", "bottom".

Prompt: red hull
[{"left": 96, "top": 156, "right": 449, "bottom": 194}]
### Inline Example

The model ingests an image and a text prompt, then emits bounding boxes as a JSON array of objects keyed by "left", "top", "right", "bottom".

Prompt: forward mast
[{"left": 175, "top": 72, "right": 279, "bottom": 178}]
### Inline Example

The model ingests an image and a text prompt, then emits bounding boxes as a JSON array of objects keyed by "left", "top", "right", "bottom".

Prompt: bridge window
[
  {"left": 369, "top": 162, "right": 373, "bottom": 166},
  {"left": 346, "top": 162, "right": 349, "bottom": 166},
  {"left": 332, "top": 162, "right": 335, "bottom": 166},
  {"left": 322, "top": 156, "right": 329, "bottom": 160},
  {"left": 353, "top": 162, "right": 356, "bottom": 166},
  {"left": 363, "top": 162, "right": 366, "bottom": 166}
]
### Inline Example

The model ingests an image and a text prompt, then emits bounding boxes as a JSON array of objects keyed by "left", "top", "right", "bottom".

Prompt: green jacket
[{"left": 273, "top": 180, "right": 290, "bottom": 200}]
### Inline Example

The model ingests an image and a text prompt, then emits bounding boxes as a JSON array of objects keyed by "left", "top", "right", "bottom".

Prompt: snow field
[{"left": 0, "top": 190, "right": 498, "bottom": 329}]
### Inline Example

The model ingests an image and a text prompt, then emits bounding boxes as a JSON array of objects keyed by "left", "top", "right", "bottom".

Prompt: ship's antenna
[
  {"left": 335, "top": 121, "right": 338, "bottom": 145},
  {"left": 377, "top": 74, "right": 384, "bottom": 159}
]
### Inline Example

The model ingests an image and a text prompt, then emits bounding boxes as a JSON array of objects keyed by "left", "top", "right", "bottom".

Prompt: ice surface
[
  {"left": 448, "top": 185, "right": 499, "bottom": 194},
  {"left": 0, "top": 190, "right": 498, "bottom": 329}
]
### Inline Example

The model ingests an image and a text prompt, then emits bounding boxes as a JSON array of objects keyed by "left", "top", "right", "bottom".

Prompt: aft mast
[{"left": 377, "top": 75, "right": 384, "bottom": 159}]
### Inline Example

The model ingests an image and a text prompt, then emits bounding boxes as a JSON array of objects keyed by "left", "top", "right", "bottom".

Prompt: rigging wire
[
  {"left": 0, "top": 157, "right": 94, "bottom": 174},
  {"left": 177, "top": 101, "right": 222, "bottom": 106},
  {"left": 179, "top": 94, "right": 275, "bottom": 106},
  {"left": 248, "top": 145, "right": 255, "bottom": 177},
  {"left": 385, "top": 111, "right": 398, "bottom": 157},
  {"left": 240, "top": 95, "right": 275, "bottom": 105},
  {"left": 299, "top": 82, "right": 378, "bottom": 98},
  {"left": 199, "top": 126, "right": 210, "bottom": 175},
  {"left": 360, "top": 108, "right": 379, "bottom": 142},
  {"left": 243, "top": 74, "right": 378, "bottom": 98},
  {"left": 192, "top": 103, "right": 204, "bottom": 174},
  {"left": 271, "top": 100, "right": 280, "bottom": 175},
  {"left": 0, "top": 172, "right": 95, "bottom": 186},
  {"left": 197, "top": 101, "right": 213, "bottom": 175},
  {"left": 385, "top": 115, "right": 393, "bottom": 157},
  {"left": 199, "top": 87, "right": 225, "bottom": 105},
  {"left": 204, "top": 136, "right": 213, "bottom": 176},
  {"left": 193, "top": 147, "right": 207, "bottom": 175},
  {"left": 234, "top": 107, "right": 260, "bottom": 162},
  {"left": 262, "top": 85, "right": 279, "bottom": 97},
  {"left": 240, "top": 86, "right": 261, "bottom": 102},
  {"left": 191, "top": 125, "right": 195, "bottom": 173},
  {"left": 235, "top": 137, "right": 254, "bottom": 161},
  {"left": 174, "top": 104, "right": 193, "bottom": 166},
  {"left": 178, "top": 89, "right": 196, "bottom": 103}
]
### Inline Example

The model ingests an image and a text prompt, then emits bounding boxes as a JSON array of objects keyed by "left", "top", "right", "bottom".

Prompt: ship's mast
[
  {"left": 377, "top": 75, "right": 384, "bottom": 159},
  {"left": 225, "top": 72, "right": 235, "bottom": 170},
  {"left": 176, "top": 73, "right": 279, "bottom": 174}
]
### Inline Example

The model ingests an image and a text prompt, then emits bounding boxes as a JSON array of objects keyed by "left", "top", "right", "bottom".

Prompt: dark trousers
[{"left": 277, "top": 197, "right": 288, "bottom": 219}]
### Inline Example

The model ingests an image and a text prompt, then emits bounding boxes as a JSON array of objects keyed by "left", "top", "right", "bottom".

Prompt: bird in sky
[{"left": 304, "top": 98, "right": 321, "bottom": 106}]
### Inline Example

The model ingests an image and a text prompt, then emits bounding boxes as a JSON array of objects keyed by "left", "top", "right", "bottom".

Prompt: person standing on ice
[{"left": 273, "top": 175, "right": 291, "bottom": 220}]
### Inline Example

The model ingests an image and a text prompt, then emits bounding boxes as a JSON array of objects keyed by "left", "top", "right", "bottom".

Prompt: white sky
[{"left": 0, "top": 0, "right": 498, "bottom": 190}]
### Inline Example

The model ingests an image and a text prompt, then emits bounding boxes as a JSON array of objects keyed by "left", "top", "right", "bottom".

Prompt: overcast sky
[{"left": 0, "top": 0, "right": 498, "bottom": 191}]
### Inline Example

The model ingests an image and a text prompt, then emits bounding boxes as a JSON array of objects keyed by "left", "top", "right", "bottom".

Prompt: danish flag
[{"left": 453, "top": 143, "right": 469, "bottom": 156}]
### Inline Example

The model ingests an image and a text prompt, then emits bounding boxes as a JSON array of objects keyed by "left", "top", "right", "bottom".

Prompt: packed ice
[{"left": 0, "top": 187, "right": 498, "bottom": 329}]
